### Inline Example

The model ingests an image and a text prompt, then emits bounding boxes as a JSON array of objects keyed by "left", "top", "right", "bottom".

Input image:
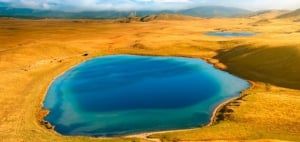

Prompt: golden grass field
[{"left": 0, "top": 12, "right": 300, "bottom": 142}]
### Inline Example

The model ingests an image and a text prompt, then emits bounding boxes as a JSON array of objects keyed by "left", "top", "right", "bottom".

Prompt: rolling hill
[
  {"left": 277, "top": 8, "right": 300, "bottom": 19},
  {"left": 248, "top": 10, "right": 289, "bottom": 19},
  {"left": 117, "top": 14, "right": 201, "bottom": 23}
]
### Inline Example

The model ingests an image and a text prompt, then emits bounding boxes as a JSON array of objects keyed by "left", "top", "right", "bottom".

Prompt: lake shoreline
[
  {"left": 38, "top": 55, "right": 253, "bottom": 140},
  {"left": 38, "top": 55, "right": 88, "bottom": 135},
  {"left": 125, "top": 81, "right": 255, "bottom": 141}
]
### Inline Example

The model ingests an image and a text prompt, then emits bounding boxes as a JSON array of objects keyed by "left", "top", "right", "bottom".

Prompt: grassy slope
[
  {"left": 0, "top": 18, "right": 299, "bottom": 141},
  {"left": 216, "top": 45, "right": 300, "bottom": 90},
  {"left": 215, "top": 18, "right": 300, "bottom": 90},
  {"left": 277, "top": 9, "right": 300, "bottom": 19}
]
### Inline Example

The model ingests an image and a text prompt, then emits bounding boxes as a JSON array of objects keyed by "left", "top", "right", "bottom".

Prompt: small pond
[{"left": 206, "top": 31, "right": 256, "bottom": 37}]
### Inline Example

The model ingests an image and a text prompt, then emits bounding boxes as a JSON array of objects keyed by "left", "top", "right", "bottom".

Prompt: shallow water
[
  {"left": 206, "top": 31, "right": 256, "bottom": 37},
  {"left": 43, "top": 55, "right": 249, "bottom": 136}
]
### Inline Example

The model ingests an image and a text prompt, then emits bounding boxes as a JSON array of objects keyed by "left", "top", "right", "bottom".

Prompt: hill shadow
[{"left": 214, "top": 45, "right": 300, "bottom": 90}]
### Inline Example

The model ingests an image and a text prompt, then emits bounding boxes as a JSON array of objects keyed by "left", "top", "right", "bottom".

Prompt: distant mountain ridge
[{"left": 0, "top": 6, "right": 252, "bottom": 19}]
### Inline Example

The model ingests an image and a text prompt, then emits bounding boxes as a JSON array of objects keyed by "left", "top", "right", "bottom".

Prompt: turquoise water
[
  {"left": 206, "top": 31, "right": 256, "bottom": 37},
  {"left": 43, "top": 55, "right": 249, "bottom": 136}
]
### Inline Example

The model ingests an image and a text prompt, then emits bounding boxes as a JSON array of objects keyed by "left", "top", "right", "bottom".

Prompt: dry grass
[
  {"left": 150, "top": 83, "right": 300, "bottom": 141},
  {"left": 215, "top": 45, "right": 300, "bottom": 90},
  {"left": 0, "top": 17, "right": 299, "bottom": 142}
]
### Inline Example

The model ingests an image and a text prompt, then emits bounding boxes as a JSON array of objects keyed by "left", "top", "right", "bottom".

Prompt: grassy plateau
[{"left": 0, "top": 13, "right": 300, "bottom": 142}]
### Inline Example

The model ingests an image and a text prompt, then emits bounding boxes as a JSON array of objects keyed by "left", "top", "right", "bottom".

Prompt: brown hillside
[
  {"left": 277, "top": 9, "right": 300, "bottom": 19},
  {"left": 117, "top": 14, "right": 200, "bottom": 23},
  {"left": 250, "top": 10, "right": 289, "bottom": 20}
]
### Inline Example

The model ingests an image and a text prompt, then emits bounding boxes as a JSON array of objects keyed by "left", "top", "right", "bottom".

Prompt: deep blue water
[
  {"left": 43, "top": 55, "right": 249, "bottom": 136},
  {"left": 206, "top": 31, "right": 256, "bottom": 37}
]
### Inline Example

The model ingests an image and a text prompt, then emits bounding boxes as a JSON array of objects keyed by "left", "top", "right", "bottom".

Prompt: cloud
[
  {"left": 135, "top": 0, "right": 190, "bottom": 2},
  {"left": 246, "top": 0, "right": 300, "bottom": 10},
  {"left": 0, "top": 0, "right": 299, "bottom": 11},
  {"left": 142, "top": 0, "right": 191, "bottom": 3},
  {"left": 201, "top": 0, "right": 300, "bottom": 10}
]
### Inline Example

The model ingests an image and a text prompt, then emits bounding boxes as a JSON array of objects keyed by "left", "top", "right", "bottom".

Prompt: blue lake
[
  {"left": 43, "top": 55, "right": 249, "bottom": 136},
  {"left": 206, "top": 32, "right": 256, "bottom": 37}
]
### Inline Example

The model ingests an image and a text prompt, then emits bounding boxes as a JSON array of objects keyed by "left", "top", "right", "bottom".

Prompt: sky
[{"left": 0, "top": 0, "right": 299, "bottom": 11}]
